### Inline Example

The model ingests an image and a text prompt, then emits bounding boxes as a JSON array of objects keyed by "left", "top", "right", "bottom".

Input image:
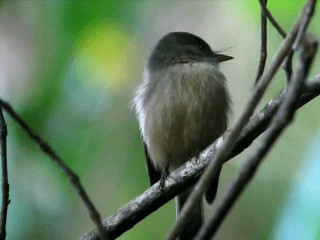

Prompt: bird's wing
[{"left": 143, "top": 141, "right": 161, "bottom": 186}]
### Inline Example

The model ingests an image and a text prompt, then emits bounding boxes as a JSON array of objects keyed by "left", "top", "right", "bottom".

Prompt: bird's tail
[{"left": 176, "top": 186, "right": 203, "bottom": 240}]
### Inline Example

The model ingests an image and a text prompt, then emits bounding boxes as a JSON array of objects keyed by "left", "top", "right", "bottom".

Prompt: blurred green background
[{"left": 0, "top": 1, "right": 319, "bottom": 239}]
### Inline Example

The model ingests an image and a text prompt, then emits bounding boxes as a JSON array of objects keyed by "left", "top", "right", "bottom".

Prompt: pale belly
[{"left": 139, "top": 62, "right": 230, "bottom": 172}]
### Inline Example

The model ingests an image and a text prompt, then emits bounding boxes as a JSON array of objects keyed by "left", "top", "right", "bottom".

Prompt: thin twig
[
  {"left": 293, "top": 0, "right": 316, "bottom": 49},
  {"left": 255, "top": 0, "right": 268, "bottom": 84},
  {"left": 0, "top": 109, "right": 9, "bottom": 240},
  {"left": 284, "top": 0, "right": 315, "bottom": 84},
  {"left": 195, "top": 35, "right": 318, "bottom": 240},
  {"left": 0, "top": 100, "right": 110, "bottom": 240},
  {"left": 260, "top": 0, "right": 314, "bottom": 83},
  {"left": 259, "top": 0, "right": 295, "bottom": 82},
  {"left": 80, "top": 75, "right": 320, "bottom": 240},
  {"left": 166, "top": 2, "right": 309, "bottom": 238},
  {"left": 259, "top": 0, "right": 286, "bottom": 38}
]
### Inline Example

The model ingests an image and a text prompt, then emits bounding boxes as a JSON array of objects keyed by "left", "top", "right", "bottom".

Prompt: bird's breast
[{"left": 142, "top": 62, "right": 230, "bottom": 171}]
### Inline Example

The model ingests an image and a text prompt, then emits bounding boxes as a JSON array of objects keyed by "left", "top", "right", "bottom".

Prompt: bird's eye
[{"left": 198, "top": 44, "right": 203, "bottom": 50}]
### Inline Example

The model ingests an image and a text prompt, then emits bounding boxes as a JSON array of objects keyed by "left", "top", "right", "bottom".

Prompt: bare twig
[
  {"left": 80, "top": 75, "right": 320, "bottom": 240},
  {"left": 258, "top": 0, "right": 295, "bottom": 82},
  {"left": 0, "top": 100, "right": 110, "bottom": 240},
  {"left": 166, "top": 2, "right": 309, "bottom": 238},
  {"left": 195, "top": 35, "right": 318, "bottom": 240},
  {"left": 260, "top": 0, "right": 315, "bottom": 82},
  {"left": 284, "top": 0, "right": 315, "bottom": 84},
  {"left": 293, "top": 0, "right": 316, "bottom": 49},
  {"left": 0, "top": 109, "right": 9, "bottom": 240},
  {"left": 259, "top": 0, "right": 286, "bottom": 38},
  {"left": 255, "top": 0, "right": 268, "bottom": 84}
]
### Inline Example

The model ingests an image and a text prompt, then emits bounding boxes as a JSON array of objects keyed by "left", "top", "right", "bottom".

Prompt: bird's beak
[{"left": 214, "top": 53, "right": 233, "bottom": 62}]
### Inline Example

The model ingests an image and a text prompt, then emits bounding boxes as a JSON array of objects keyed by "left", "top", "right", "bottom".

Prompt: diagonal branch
[
  {"left": 80, "top": 75, "right": 320, "bottom": 240},
  {"left": 0, "top": 108, "right": 9, "bottom": 240},
  {"left": 259, "top": 0, "right": 286, "bottom": 38},
  {"left": 258, "top": 0, "right": 295, "bottom": 82},
  {"left": 166, "top": 1, "right": 312, "bottom": 238},
  {"left": 195, "top": 35, "right": 318, "bottom": 240},
  {"left": 293, "top": 0, "right": 316, "bottom": 50},
  {"left": 0, "top": 100, "right": 110, "bottom": 240}
]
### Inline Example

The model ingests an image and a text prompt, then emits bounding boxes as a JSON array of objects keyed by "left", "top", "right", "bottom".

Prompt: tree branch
[
  {"left": 293, "top": 0, "right": 316, "bottom": 50},
  {"left": 258, "top": 0, "right": 295, "bottom": 82},
  {"left": 195, "top": 35, "right": 318, "bottom": 240},
  {"left": 259, "top": 0, "right": 286, "bottom": 38},
  {"left": 166, "top": 1, "right": 311, "bottom": 238},
  {"left": 0, "top": 100, "right": 110, "bottom": 240},
  {"left": 80, "top": 74, "right": 320, "bottom": 240},
  {"left": 0, "top": 108, "right": 9, "bottom": 240}
]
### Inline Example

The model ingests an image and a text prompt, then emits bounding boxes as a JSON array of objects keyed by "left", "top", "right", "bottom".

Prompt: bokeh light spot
[{"left": 75, "top": 22, "right": 131, "bottom": 90}]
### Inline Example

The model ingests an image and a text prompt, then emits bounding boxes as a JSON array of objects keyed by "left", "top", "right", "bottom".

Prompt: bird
[{"left": 132, "top": 31, "right": 232, "bottom": 239}]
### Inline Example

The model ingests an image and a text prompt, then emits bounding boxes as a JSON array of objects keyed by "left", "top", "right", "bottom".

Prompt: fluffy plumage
[{"left": 132, "top": 32, "right": 231, "bottom": 239}]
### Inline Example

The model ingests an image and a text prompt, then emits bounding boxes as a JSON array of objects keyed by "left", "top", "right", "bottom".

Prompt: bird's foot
[{"left": 159, "top": 164, "right": 169, "bottom": 191}]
